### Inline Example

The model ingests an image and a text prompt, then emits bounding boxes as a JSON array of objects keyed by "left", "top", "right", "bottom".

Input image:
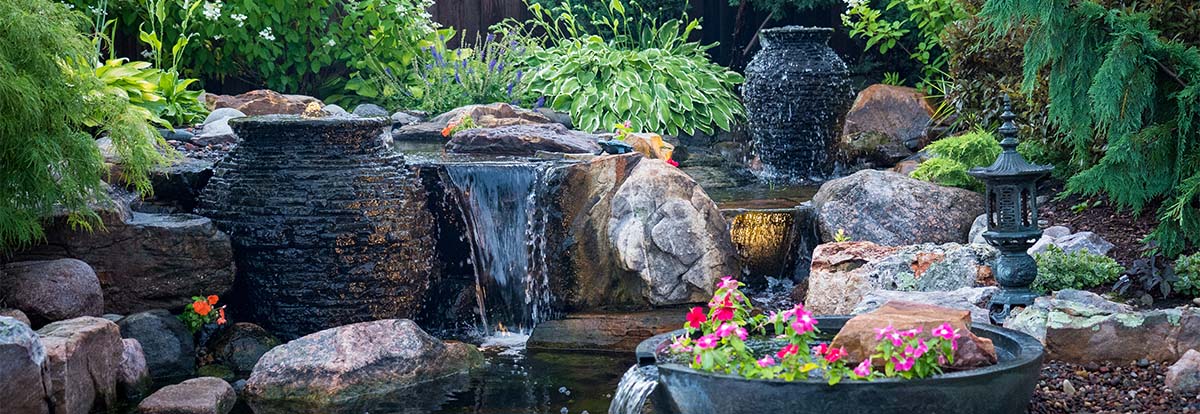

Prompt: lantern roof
[{"left": 968, "top": 96, "right": 1053, "bottom": 180}]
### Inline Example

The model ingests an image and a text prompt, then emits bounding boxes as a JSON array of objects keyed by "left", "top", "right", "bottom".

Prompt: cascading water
[
  {"left": 609, "top": 365, "right": 660, "bottom": 414},
  {"left": 444, "top": 163, "right": 553, "bottom": 334}
]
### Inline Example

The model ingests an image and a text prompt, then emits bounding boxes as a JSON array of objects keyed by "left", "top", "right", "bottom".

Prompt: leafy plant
[
  {"left": 178, "top": 295, "right": 226, "bottom": 333},
  {"left": 842, "top": 0, "right": 971, "bottom": 88},
  {"left": 1032, "top": 245, "right": 1125, "bottom": 294},
  {"left": 910, "top": 129, "right": 1002, "bottom": 191},
  {"left": 833, "top": 228, "right": 852, "bottom": 242},
  {"left": 1173, "top": 253, "right": 1200, "bottom": 297},
  {"left": 1114, "top": 253, "right": 1177, "bottom": 299},
  {"left": 882, "top": 71, "right": 903, "bottom": 86},
  {"left": 1, "top": 0, "right": 173, "bottom": 249},
  {"left": 982, "top": 0, "right": 1200, "bottom": 257}
]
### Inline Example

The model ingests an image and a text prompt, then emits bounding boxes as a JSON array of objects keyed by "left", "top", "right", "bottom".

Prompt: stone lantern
[{"left": 968, "top": 97, "right": 1053, "bottom": 323}]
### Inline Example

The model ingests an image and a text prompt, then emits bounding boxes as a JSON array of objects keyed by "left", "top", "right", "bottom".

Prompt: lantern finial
[{"left": 998, "top": 96, "right": 1019, "bottom": 151}]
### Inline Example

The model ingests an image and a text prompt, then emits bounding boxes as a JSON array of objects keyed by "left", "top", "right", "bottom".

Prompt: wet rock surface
[
  {"left": 197, "top": 116, "right": 437, "bottom": 340},
  {"left": 812, "top": 169, "right": 984, "bottom": 245},
  {"left": 38, "top": 316, "right": 123, "bottom": 414},
  {"left": 840, "top": 84, "right": 935, "bottom": 166},
  {"left": 206, "top": 322, "right": 280, "bottom": 374},
  {"left": 1, "top": 258, "right": 103, "bottom": 327},
  {"left": 204, "top": 90, "right": 322, "bottom": 116},
  {"left": 138, "top": 376, "right": 236, "bottom": 414},
  {"left": 244, "top": 319, "right": 482, "bottom": 409},
  {"left": 0, "top": 316, "right": 49, "bottom": 414},
  {"left": 527, "top": 309, "right": 684, "bottom": 352},
  {"left": 118, "top": 310, "right": 195, "bottom": 378},
  {"left": 805, "top": 241, "right": 997, "bottom": 315},
  {"left": 831, "top": 301, "right": 998, "bottom": 368},
  {"left": 117, "top": 338, "right": 151, "bottom": 399},
  {"left": 446, "top": 123, "right": 600, "bottom": 156}
]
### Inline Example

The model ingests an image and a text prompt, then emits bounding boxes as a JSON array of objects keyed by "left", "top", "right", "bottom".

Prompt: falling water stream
[
  {"left": 608, "top": 365, "right": 660, "bottom": 414},
  {"left": 444, "top": 163, "right": 553, "bottom": 334}
]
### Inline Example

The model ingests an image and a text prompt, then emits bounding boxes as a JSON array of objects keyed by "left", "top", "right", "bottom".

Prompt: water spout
[{"left": 609, "top": 364, "right": 660, "bottom": 414}]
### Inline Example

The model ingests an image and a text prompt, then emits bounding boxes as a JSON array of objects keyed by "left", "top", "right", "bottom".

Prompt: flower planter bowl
[{"left": 636, "top": 316, "right": 1043, "bottom": 414}]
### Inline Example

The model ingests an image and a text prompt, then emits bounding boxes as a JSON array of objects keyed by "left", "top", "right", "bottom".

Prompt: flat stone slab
[{"left": 527, "top": 309, "right": 684, "bottom": 352}]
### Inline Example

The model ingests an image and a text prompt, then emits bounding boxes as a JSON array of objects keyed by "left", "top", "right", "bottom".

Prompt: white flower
[
  {"left": 259, "top": 27, "right": 275, "bottom": 41},
  {"left": 326, "top": 38, "right": 336, "bottom": 47},
  {"left": 202, "top": 1, "right": 222, "bottom": 21},
  {"left": 231, "top": 13, "right": 247, "bottom": 28}
]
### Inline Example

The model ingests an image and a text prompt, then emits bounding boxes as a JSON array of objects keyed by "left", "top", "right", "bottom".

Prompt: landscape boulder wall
[
  {"left": 805, "top": 241, "right": 997, "bottom": 315},
  {"left": 13, "top": 194, "right": 235, "bottom": 314},
  {"left": 812, "top": 169, "right": 984, "bottom": 245},
  {"left": 244, "top": 319, "right": 482, "bottom": 411},
  {"left": 546, "top": 153, "right": 740, "bottom": 309},
  {"left": 1004, "top": 289, "right": 1200, "bottom": 363},
  {"left": 0, "top": 316, "right": 50, "bottom": 414}
]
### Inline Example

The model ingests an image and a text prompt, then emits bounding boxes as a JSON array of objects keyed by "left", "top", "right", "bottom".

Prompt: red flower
[
  {"left": 192, "top": 300, "right": 212, "bottom": 317},
  {"left": 713, "top": 306, "right": 735, "bottom": 322},
  {"left": 206, "top": 295, "right": 219, "bottom": 305},
  {"left": 217, "top": 308, "right": 227, "bottom": 325},
  {"left": 667, "top": 159, "right": 679, "bottom": 167},
  {"left": 686, "top": 307, "right": 707, "bottom": 329},
  {"left": 441, "top": 122, "right": 457, "bottom": 137},
  {"left": 776, "top": 343, "right": 799, "bottom": 359}
]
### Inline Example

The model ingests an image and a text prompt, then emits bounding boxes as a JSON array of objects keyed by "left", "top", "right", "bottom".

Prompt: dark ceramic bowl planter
[{"left": 636, "top": 316, "right": 1044, "bottom": 414}]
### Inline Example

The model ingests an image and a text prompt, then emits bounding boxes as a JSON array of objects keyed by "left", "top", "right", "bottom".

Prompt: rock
[
  {"left": 243, "top": 319, "right": 482, "bottom": 407},
  {"left": 13, "top": 194, "right": 235, "bottom": 314},
  {"left": 193, "top": 116, "right": 238, "bottom": 146},
  {"left": 1167, "top": 349, "right": 1200, "bottom": 394},
  {"left": 1004, "top": 289, "right": 1200, "bottom": 363},
  {"left": 0, "top": 316, "right": 50, "bottom": 414},
  {"left": 446, "top": 123, "right": 600, "bottom": 156},
  {"left": 969, "top": 214, "right": 988, "bottom": 245},
  {"left": 535, "top": 107, "right": 573, "bottom": 128},
  {"left": 1040, "top": 231, "right": 1114, "bottom": 256},
  {"left": 322, "top": 104, "right": 348, "bottom": 116},
  {"left": 430, "top": 102, "right": 552, "bottom": 128},
  {"left": 207, "top": 322, "right": 280, "bottom": 374},
  {"left": 205, "top": 90, "right": 322, "bottom": 116},
  {"left": 117, "top": 338, "right": 151, "bottom": 399},
  {"left": 160, "top": 128, "right": 195, "bottom": 141},
  {"left": 38, "top": 317, "right": 123, "bottom": 414},
  {"left": 118, "top": 310, "right": 195, "bottom": 378},
  {"left": 812, "top": 169, "right": 984, "bottom": 245},
  {"left": 102, "top": 313, "right": 124, "bottom": 322},
  {"left": 805, "top": 241, "right": 997, "bottom": 315},
  {"left": 527, "top": 310, "right": 683, "bottom": 352},
  {"left": 197, "top": 364, "right": 236, "bottom": 381},
  {"left": 1, "top": 258, "right": 103, "bottom": 326},
  {"left": 390, "top": 111, "right": 422, "bottom": 126},
  {"left": 548, "top": 153, "right": 740, "bottom": 308},
  {"left": 624, "top": 132, "right": 676, "bottom": 161},
  {"left": 138, "top": 377, "right": 236, "bottom": 414},
  {"left": 840, "top": 85, "right": 934, "bottom": 166},
  {"left": 1, "top": 308, "right": 31, "bottom": 325},
  {"left": 352, "top": 103, "right": 389, "bottom": 118},
  {"left": 392, "top": 122, "right": 445, "bottom": 141},
  {"left": 202, "top": 108, "right": 246, "bottom": 126},
  {"left": 1062, "top": 379, "right": 1077, "bottom": 396},
  {"left": 133, "top": 157, "right": 215, "bottom": 212},
  {"left": 831, "top": 301, "right": 998, "bottom": 368},
  {"left": 852, "top": 286, "right": 999, "bottom": 324}
]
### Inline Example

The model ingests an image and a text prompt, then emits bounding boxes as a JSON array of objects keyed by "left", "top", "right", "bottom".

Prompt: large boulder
[
  {"left": 1005, "top": 289, "right": 1200, "bottom": 363},
  {"left": 812, "top": 169, "right": 984, "bottom": 245},
  {"left": 352, "top": 103, "right": 389, "bottom": 118},
  {"left": 243, "top": 319, "right": 482, "bottom": 408},
  {"left": 1, "top": 308, "right": 31, "bottom": 326},
  {"left": 1167, "top": 349, "right": 1200, "bottom": 395},
  {"left": 138, "top": 377, "right": 236, "bottom": 414},
  {"left": 431, "top": 102, "right": 552, "bottom": 128},
  {"left": 1, "top": 258, "right": 103, "bottom": 326},
  {"left": 192, "top": 108, "right": 245, "bottom": 146},
  {"left": 38, "top": 317, "right": 124, "bottom": 414},
  {"left": 117, "top": 338, "right": 152, "bottom": 399},
  {"left": 839, "top": 84, "right": 935, "bottom": 167},
  {"left": 969, "top": 216, "right": 1112, "bottom": 256},
  {"left": 851, "top": 286, "right": 999, "bottom": 324},
  {"left": 14, "top": 194, "right": 235, "bottom": 314},
  {"left": 207, "top": 322, "right": 280, "bottom": 374},
  {"left": 0, "top": 316, "right": 50, "bottom": 414},
  {"left": 805, "top": 241, "right": 997, "bottom": 315},
  {"left": 446, "top": 123, "right": 600, "bottom": 156},
  {"left": 831, "top": 301, "right": 998, "bottom": 368},
  {"left": 118, "top": 310, "right": 196, "bottom": 378},
  {"left": 205, "top": 90, "right": 322, "bottom": 116},
  {"left": 527, "top": 310, "right": 682, "bottom": 352},
  {"left": 548, "top": 153, "right": 740, "bottom": 309}
]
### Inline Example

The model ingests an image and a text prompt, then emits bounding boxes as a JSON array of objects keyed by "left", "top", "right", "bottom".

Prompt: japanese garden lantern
[{"left": 968, "top": 97, "right": 1053, "bottom": 323}]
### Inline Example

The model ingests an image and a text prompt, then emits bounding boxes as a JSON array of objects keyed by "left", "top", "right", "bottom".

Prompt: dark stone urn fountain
[
  {"left": 742, "top": 26, "right": 853, "bottom": 183},
  {"left": 197, "top": 115, "right": 437, "bottom": 340}
]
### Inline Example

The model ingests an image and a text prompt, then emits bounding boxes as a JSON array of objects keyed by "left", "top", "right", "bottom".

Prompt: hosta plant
[{"left": 668, "top": 277, "right": 961, "bottom": 384}]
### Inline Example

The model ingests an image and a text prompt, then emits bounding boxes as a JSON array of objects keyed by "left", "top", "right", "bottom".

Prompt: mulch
[
  {"left": 1030, "top": 360, "right": 1199, "bottom": 413},
  {"left": 1038, "top": 181, "right": 1161, "bottom": 267}
]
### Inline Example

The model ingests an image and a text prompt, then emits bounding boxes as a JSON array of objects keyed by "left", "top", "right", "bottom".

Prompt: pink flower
[
  {"left": 900, "top": 327, "right": 922, "bottom": 338},
  {"left": 716, "top": 323, "right": 736, "bottom": 338},
  {"left": 853, "top": 358, "right": 873, "bottom": 377},
  {"left": 757, "top": 355, "right": 776, "bottom": 367},
  {"left": 874, "top": 324, "right": 894, "bottom": 341},
  {"left": 734, "top": 326, "right": 748, "bottom": 341},
  {"left": 686, "top": 307, "right": 707, "bottom": 329},
  {"left": 776, "top": 343, "right": 799, "bottom": 359},
  {"left": 696, "top": 334, "right": 721, "bottom": 349},
  {"left": 887, "top": 331, "right": 904, "bottom": 347},
  {"left": 905, "top": 339, "right": 929, "bottom": 358},
  {"left": 669, "top": 336, "right": 692, "bottom": 353},
  {"left": 623, "top": 120, "right": 632, "bottom": 128},
  {"left": 791, "top": 311, "right": 817, "bottom": 334},
  {"left": 893, "top": 356, "right": 915, "bottom": 372},
  {"left": 823, "top": 346, "right": 847, "bottom": 363},
  {"left": 932, "top": 322, "right": 962, "bottom": 350},
  {"left": 713, "top": 306, "right": 735, "bottom": 322},
  {"left": 813, "top": 343, "right": 829, "bottom": 356},
  {"left": 717, "top": 276, "right": 739, "bottom": 290}
]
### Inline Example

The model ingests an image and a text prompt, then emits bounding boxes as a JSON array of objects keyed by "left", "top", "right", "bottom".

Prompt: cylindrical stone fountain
[
  {"left": 197, "top": 115, "right": 437, "bottom": 339},
  {"left": 743, "top": 26, "right": 853, "bottom": 183}
]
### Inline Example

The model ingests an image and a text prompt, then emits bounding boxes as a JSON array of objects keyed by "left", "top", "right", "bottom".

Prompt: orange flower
[
  {"left": 217, "top": 308, "right": 227, "bottom": 325},
  {"left": 441, "top": 122, "right": 457, "bottom": 137},
  {"left": 207, "top": 295, "right": 219, "bottom": 305},
  {"left": 193, "top": 300, "right": 212, "bottom": 316}
]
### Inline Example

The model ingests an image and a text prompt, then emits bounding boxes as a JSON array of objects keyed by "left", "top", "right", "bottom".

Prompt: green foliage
[
  {"left": 504, "top": 0, "right": 745, "bottom": 134},
  {"left": 982, "top": 0, "right": 1200, "bottom": 257},
  {"left": 528, "top": 0, "right": 689, "bottom": 36},
  {"left": 0, "top": 0, "right": 172, "bottom": 249},
  {"left": 882, "top": 71, "right": 903, "bottom": 86},
  {"left": 1174, "top": 253, "right": 1200, "bottom": 297},
  {"left": 1032, "top": 245, "right": 1126, "bottom": 294},
  {"left": 910, "top": 130, "right": 1001, "bottom": 191},
  {"left": 842, "top": 0, "right": 971, "bottom": 88},
  {"left": 182, "top": 0, "right": 438, "bottom": 105},
  {"left": 731, "top": 0, "right": 837, "bottom": 17}
]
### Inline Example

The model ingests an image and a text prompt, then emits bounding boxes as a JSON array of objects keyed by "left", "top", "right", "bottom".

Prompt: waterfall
[
  {"left": 444, "top": 163, "right": 553, "bottom": 334},
  {"left": 609, "top": 365, "right": 660, "bottom": 414}
]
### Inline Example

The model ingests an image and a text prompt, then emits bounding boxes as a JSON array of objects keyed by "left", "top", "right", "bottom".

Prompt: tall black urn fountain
[
  {"left": 742, "top": 26, "right": 853, "bottom": 183},
  {"left": 197, "top": 115, "right": 437, "bottom": 339}
]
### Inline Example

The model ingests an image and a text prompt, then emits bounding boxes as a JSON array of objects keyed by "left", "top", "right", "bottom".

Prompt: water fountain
[
  {"left": 197, "top": 115, "right": 437, "bottom": 340},
  {"left": 742, "top": 26, "right": 853, "bottom": 183}
]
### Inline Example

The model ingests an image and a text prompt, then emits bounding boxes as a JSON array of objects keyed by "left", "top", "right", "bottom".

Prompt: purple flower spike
[
  {"left": 488, "top": 59, "right": 497, "bottom": 72},
  {"left": 535, "top": 96, "right": 545, "bottom": 108}
]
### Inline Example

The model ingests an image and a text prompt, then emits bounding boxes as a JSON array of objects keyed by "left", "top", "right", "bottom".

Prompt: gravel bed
[{"left": 1030, "top": 360, "right": 1200, "bottom": 413}]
